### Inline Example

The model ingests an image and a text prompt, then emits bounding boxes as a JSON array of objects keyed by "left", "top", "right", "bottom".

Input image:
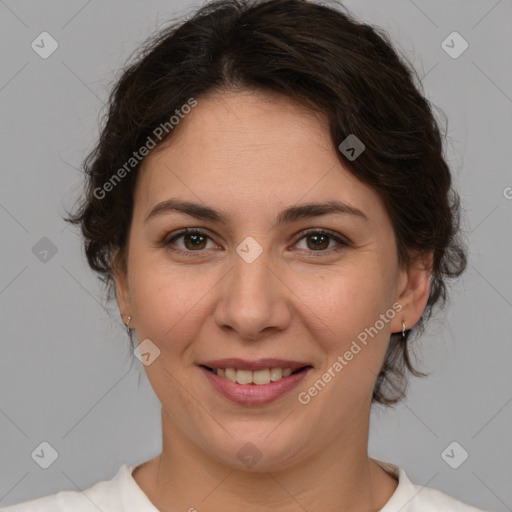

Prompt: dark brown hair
[{"left": 67, "top": 0, "right": 467, "bottom": 405}]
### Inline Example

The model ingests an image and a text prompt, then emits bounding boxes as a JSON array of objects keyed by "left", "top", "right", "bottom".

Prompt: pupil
[
  {"left": 308, "top": 234, "right": 328, "bottom": 250},
  {"left": 185, "top": 234, "right": 206, "bottom": 250}
]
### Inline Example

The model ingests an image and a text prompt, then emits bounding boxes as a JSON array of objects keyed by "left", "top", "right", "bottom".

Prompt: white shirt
[{"left": 1, "top": 459, "right": 491, "bottom": 511}]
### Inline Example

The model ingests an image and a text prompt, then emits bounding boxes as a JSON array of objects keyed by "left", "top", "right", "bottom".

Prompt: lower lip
[{"left": 199, "top": 366, "right": 311, "bottom": 406}]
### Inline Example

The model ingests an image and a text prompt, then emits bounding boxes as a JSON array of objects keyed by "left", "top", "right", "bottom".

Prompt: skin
[{"left": 115, "top": 88, "right": 432, "bottom": 512}]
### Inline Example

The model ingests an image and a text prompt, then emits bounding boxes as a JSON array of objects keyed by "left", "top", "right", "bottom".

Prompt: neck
[{"left": 132, "top": 407, "right": 398, "bottom": 512}]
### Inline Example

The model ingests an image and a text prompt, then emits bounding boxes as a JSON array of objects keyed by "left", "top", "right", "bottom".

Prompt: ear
[
  {"left": 112, "top": 249, "right": 131, "bottom": 324},
  {"left": 391, "top": 250, "right": 433, "bottom": 334}
]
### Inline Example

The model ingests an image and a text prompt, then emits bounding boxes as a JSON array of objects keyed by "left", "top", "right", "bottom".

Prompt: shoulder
[
  {"left": 374, "top": 459, "right": 492, "bottom": 512},
  {"left": 1, "top": 465, "right": 133, "bottom": 512},
  {"left": 408, "top": 483, "right": 491, "bottom": 511}
]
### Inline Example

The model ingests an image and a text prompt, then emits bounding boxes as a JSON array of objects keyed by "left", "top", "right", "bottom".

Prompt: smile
[
  {"left": 202, "top": 366, "right": 308, "bottom": 385},
  {"left": 199, "top": 364, "right": 312, "bottom": 406}
]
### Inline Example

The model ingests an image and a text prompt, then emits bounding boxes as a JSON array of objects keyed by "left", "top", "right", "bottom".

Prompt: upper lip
[{"left": 198, "top": 358, "right": 312, "bottom": 371}]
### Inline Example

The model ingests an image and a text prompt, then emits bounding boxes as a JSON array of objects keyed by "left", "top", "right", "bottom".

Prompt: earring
[
  {"left": 401, "top": 321, "right": 406, "bottom": 340},
  {"left": 125, "top": 315, "right": 132, "bottom": 331}
]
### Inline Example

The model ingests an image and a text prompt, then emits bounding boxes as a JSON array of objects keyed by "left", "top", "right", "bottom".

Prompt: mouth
[
  {"left": 197, "top": 358, "right": 313, "bottom": 405},
  {"left": 198, "top": 358, "right": 313, "bottom": 406},
  {"left": 200, "top": 365, "right": 311, "bottom": 385}
]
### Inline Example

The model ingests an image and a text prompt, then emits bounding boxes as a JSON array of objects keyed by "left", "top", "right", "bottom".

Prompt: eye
[
  {"left": 164, "top": 228, "right": 217, "bottom": 252},
  {"left": 162, "top": 227, "right": 350, "bottom": 257},
  {"left": 294, "top": 229, "right": 349, "bottom": 255}
]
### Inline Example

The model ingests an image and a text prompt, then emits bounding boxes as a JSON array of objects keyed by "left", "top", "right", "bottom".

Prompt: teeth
[
  {"left": 236, "top": 369, "right": 253, "bottom": 385},
  {"left": 253, "top": 369, "right": 271, "bottom": 385},
  {"left": 212, "top": 367, "right": 299, "bottom": 385},
  {"left": 270, "top": 368, "right": 282, "bottom": 381},
  {"left": 224, "top": 368, "right": 236, "bottom": 382}
]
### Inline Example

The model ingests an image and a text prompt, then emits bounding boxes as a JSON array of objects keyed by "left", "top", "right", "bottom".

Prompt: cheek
[
  {"left": 127, "top": 252, "right": 214, "bottom": 354},
  {"left": 301, "top": 265, "right": 393, "bottom": 346},
  {"left": 309, "top": 281, "right": 393, "bottom": 397},
  {"left": 290, "top": 270, "right": 394, "bottom": 413}
]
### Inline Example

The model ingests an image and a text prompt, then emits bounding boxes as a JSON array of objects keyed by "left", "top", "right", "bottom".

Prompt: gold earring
[{"left": 401, "top": 321, "right": 406, "bottom": 340}]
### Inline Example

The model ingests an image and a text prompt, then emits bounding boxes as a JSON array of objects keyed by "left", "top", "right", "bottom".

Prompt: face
[{"left": 115, "top": 89, "right": 430, "bottom": 471}]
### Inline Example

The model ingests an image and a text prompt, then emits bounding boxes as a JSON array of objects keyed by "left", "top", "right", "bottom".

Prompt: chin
[{"left": 201, "top": 429, "right": 310, "bottom": 473}]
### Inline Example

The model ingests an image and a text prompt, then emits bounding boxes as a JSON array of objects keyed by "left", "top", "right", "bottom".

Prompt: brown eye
[
  {"left": 182, "top": 232, "right": 208, "bottom": 250},
  {"left": 305, "top": 233, "right": 330, "bottom": 250},
  {"left": 164, "top": 229, "right": 215, "bottom": 252},
  {"left": 295, "top": 229, "right": 349, "bottom": 254}
]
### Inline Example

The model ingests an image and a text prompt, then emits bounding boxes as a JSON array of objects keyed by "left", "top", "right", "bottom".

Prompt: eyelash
[{"left": 162, "top": 228, "right": 350, "bottom": 258}]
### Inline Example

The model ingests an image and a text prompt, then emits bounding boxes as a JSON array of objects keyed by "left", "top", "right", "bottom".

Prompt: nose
[{"left": 213, "top": 246, "right": 292, "bottom": 341}]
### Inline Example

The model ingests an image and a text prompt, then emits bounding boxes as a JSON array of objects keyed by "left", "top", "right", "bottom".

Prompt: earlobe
[{"left": 124, "top": 315, "right": 132, "bottom": 331}]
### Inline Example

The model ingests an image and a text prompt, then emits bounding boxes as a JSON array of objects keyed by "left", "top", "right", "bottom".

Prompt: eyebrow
[{"left": 145, "top": 198, "right": 368, "bottom": 226}]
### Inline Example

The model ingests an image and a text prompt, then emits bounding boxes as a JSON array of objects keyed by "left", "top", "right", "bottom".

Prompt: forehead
[
  {"left": 145, "top": 89, "right": 331, "bottom": 170},
  {"left": 135, "top": 89, "right": 386, "bottom": 223}
]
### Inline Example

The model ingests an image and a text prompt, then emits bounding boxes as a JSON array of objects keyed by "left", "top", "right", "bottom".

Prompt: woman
[{"left": 3, "top": 0, "right": 492, "bottom": 510}]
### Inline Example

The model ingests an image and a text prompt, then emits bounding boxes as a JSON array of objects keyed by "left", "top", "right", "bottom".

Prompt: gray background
[{"left": 0, "top": 0, "right": 511, "bottom": 510}]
